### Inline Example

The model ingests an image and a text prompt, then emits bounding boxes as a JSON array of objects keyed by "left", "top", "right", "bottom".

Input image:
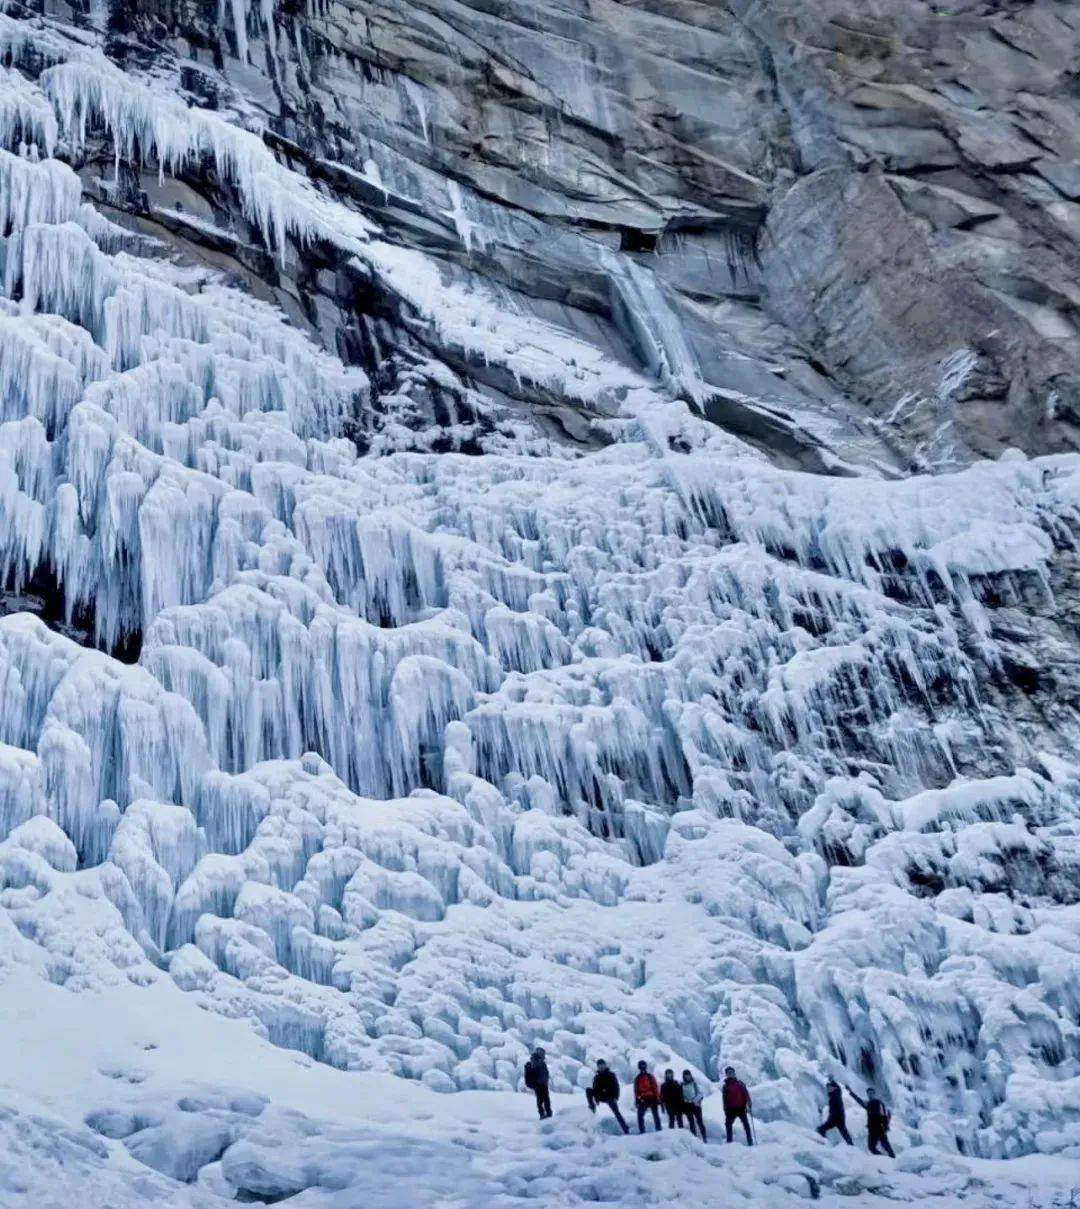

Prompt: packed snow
[{"left": 0, "top": 4, "right": 1079, "bottom": 1205}]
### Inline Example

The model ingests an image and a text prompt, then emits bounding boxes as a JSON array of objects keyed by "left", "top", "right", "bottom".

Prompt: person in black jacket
[
  {"left": 586, "top": 1059, "right": 630, "bottom": 1134},
  {"left": 660, "top": 1068, "right": 685, "bottom": 1129},
  {"left": 524, "top": 1048, "right": 552, "bottom": 1119},
  {"left": 848, "top": 1085, "right": 895, "bottom": 1157},
  {"left": 817, "top": 1078, "right": 853, "bottom": 1144}
]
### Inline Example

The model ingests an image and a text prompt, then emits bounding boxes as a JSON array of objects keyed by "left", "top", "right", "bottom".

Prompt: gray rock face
[
  {"left": 747, "top": 0, "right": 1080, "bottom": 463},
  {"left": 760, "top": 163, "right": 1070, "bottom": 462},
  {"left": 90, "top": 0, "right": 1080, "bottom": 473}
]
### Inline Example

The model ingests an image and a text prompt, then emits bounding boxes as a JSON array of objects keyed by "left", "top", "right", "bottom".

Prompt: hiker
[
  {"left": 848, "top": 1086, "right": 895, "bottom": 1157},
  {"left": 660, "top": 1068, "right": 685, "bottom": 1129},
  {"left": 587, "top": 1059, "right": 630, "bottom": 1134},
  {"left": 524, "top": 1048, "right": 552, "bottom": 1119},
  {"left": 721, "top": 1066, "right": 753, "bottom": 1145},
  {"left": 681, "top": 1070, "right": 707, "bottom": 1141},
  {"left": 817, "top": 1078, "right": 853, "bottom": 1145},
  {"left": 634, "top": 1060, "right": 662, "bottom": 1133}
]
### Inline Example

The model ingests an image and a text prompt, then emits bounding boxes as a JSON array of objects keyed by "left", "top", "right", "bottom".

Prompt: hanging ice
[{"left": 0, "top": 7, "right": 1078, "bottom": 1199}]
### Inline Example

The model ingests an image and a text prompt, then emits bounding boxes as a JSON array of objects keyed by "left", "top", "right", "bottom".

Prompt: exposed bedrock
[{"left": 92, "top": 0, "right": 1080, "bottom": 470}]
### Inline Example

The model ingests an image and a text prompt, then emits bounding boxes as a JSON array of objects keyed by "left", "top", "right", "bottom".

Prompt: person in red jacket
[
  {"left": 722, "top": 1066, "right": 753, "bottom": 1145},
  {"left": 633, "top": 1060, "right": 662, "bottom": 1133}
]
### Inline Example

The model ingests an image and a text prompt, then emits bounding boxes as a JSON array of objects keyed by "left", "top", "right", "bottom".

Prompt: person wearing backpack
[
  {"left": 680, "top": 1070, "right": 707, "bottom": 1141},
  {"left": 721, "top": 1066, "right": 753, "bottom": 1145},
  {"left": 817, "top": 1078, "right": 853, "bottom": 1145},
  {"left": 633, "top": 1060, "right": 662, "bottom": 1133},
  {"left": 523, "top": 1048, "right": 552, "bottom": 1119},
  {"left": 587, "top": 1059, "right": 630, "bottom": 1134},
  {"left": 660, "top": 1068, "right": 685, "bottom": 1129},
  {"left": 848, "top": 1085, "right": 895, "bottom": 1157}
]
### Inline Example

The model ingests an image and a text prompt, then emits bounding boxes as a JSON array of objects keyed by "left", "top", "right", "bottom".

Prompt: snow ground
[
  {"left": 0, "top": 4, "right": 1078, "bottom": 1206},
  {"left": 2, "top": 955, "right": 1077, "bottom": 1208}
]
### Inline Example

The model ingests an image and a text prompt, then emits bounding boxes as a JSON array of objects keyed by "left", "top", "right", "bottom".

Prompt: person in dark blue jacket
[
  {"left": 848, "top": 1086, "right": 895, "bottom": 1157},
  {"left": 524, "top": 1048, "right": 551, "bottom": 1119},
  {"left": 817, "top": 1078, "right": 853, "bottom": 1144},
  {"left": 586, "top": 1060, "right": 630, "bottom": 1134},
  {"left": 660, "top": 1069, "right": 685, "bottom": 1129}
]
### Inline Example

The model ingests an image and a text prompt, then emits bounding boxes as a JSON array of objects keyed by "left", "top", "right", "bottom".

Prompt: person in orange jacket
[{"left": 633, "top": 1060, "right": 662, "bottom": 1133}]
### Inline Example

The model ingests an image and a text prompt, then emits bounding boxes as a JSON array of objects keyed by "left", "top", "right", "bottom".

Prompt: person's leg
[
  {"left": 697, "top": 1108, "right": 708, "bottom": 1143},
  {"left": 675, "top": 1109, "right": 684, "bottom": 1129},
  {"left": 817, "top": 1122, "right": 829, "bottom": 1138},
  {"left": 741, "top": 1110, "right": 753, "bottom": 1145},
  {"left": 868, "top": 1130, "right": 880, "bottom": 1154},
  {"left": 880, "top": 1134, "right": 895, "bottom": 1158},
  {"left": 637, "top": 1103, "right": 646, "bottom": 1134},
  {"left": 586, "top": 1088, "right": 596, "bottom": 1113},
  {"left": 665, "top": 1108, "right": 675, "bottom": 1129},
  {"left": 725, "top": 1111, "right": 735, "bottom": 1143},
  {"left": 542, "top": 1087, "right": 552, "bottom": 1118},
  {"left": 609, "top": 1103, "right": 629, "bottom": 1134},
  {"left": 686, "top": 1108, "right": 698, "bottom": 1138},
  {"left": 651, "top": 1104, "right": 661, "bottom": 1131},
  {"left": 839, "top": 1121, "right": 853, "bottom": 1145}
]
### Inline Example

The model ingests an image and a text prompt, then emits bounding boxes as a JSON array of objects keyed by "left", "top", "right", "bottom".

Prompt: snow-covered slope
[{"left": 1, "top": 1, "right": 1080, "bottom": 1205}]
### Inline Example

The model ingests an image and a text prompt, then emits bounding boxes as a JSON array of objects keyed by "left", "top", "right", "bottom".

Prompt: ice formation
[{"left": 0, "top": 2, "right": 1079, "bottom": 1204}]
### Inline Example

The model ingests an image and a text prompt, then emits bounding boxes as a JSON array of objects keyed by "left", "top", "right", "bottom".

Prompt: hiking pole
[{"left": 749, "top": 1107, "right": 758, "bottom": 1146}]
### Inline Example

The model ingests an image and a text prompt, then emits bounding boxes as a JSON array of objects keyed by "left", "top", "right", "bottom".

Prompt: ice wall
[{"left": 0, "top": 3, "right": 1078, "bottom": 1169}]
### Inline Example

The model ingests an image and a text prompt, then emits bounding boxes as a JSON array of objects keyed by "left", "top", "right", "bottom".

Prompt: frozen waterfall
[{"left": 0, "top": 3, "right": 1079, "bottom": 1201}]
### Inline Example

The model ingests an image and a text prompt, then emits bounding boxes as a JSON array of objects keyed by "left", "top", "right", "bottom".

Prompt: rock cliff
[{"left": 86, "top": 0, "right": 1080, "bottom": 468}]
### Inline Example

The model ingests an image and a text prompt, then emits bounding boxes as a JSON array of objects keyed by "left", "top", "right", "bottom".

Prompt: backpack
[{"left": 524, "top": 1062, "right": 537, "bottom": 1090}]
